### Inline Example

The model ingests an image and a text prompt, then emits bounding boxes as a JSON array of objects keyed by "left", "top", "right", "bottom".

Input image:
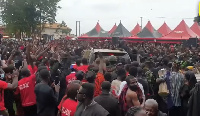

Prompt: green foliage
[
  {"left": 59, "top": 21, "right": 71, "bottom": 35},
  {"left": 0, "top": 0, "right": 61, "bottom": 37}
]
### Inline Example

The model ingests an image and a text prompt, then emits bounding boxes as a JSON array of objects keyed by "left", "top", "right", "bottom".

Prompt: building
[{"left": 41, "top": 23, "right": 71, "bottom": 40}]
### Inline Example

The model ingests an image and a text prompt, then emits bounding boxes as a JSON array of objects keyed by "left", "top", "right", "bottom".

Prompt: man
[
  {"left": 126, "top": 106, "right": 147, "bottom": 116},
  {"left": 119, "top": 75, "right": 142, "bottom": 116},
  {"left": 0, "top": 69, "right": 18, "bottom": 116},
  {"left": 3, "top": 65, "right": 16, "bottom": 116},
  {"left": 57, "top": 83, "right": 80, "bottom": 116},
  {"left": 75, "top": 83, "right": 109, "bottom": 116},
  {"left": 126, "top": 76, "right": 143, "bottom": 107},
  {"left": 137, "top": 67, "right": 149, "bottom": 98},
  {"left": 144, "top": 99, "right": 167, "bottom": 116},
  {"left": 77, "top": 58, "right": 89, "bottom": 73},
  {"left": 106, "top": 55, "right": 118, "bottom": 81},
  {"left": 34, "top": 69, "right": 60, "bottom": 116},
  {"left": 66, "top": 68, "right": 77, "bottom": 85},
  {"left": 94, "top": 52, "right": 106, "bottom": 97},
  {"left": 111, "top": 68, "right": 126, "bottom": 97},
  {"left": 94, "top": 81, "right": 120, "bottom": 116},
  {"left": 15, "top": 67, "right": 37, "bottom": 116}
]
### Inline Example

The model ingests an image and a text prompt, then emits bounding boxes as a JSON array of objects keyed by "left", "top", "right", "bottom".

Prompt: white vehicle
[{"left": 83, "top": 49, "right": 131, "bottom": 64}]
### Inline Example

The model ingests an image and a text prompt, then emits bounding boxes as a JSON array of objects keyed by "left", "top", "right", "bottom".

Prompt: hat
[
  {"left": 187, "top": 66, "right": 194, "bottom": 70},
  {"left": 109, "top": 55, "right": 117, "bottom": 62}
]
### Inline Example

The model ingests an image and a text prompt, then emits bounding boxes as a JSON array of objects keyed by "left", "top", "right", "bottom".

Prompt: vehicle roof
[{"left": 93, "top": 49, "right": 127, "bottom": 53}]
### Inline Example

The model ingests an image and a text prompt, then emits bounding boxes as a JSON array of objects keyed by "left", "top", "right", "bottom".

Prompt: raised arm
[
  {"left": 26, "top": 43, "right": 32, "bottom": 65},
  {"left": 6, "top": 70, "right": 19, "bottom": 89},
  {"left": 36, "top": 45, "right": 51, "bottom": 60}
]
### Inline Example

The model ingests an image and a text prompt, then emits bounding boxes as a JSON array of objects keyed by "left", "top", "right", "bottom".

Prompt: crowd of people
[{"left": 0, "top": 39, "right": 200, "bottom": 116}]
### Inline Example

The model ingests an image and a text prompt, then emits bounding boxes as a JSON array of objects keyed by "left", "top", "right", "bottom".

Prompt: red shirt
[
  {"left": 58, "top": 99, "right": 78, "bottom": 116},
  {"left": 0, "top": 80, "right": 8, "bottom": 111},
  {"left": 28, "top": 65, "right": 38, "bottom": 75},
  {"left": 66, "top": 72, "right": 77, "bottom": 85},
  {"left": 77, "top": 65, "right": 89, "bottom": 73},
  {"left": 73, "top": 64, "right": 80, "bottom": 71},
  {"left": 15, "top": 75, "right": 36, "bottom": 107}
]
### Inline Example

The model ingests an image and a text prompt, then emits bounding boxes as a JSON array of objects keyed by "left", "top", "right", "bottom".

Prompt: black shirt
[
  {"left": 75, "top": 100, "right": 109, "bottom": 116},
  {"left": 137, "top": 77, "right": 149, "bottom": 97},
  {"left": 94, "top": 92, "right": 120, "bottom": 116},
  {"left": 34, "top": 83, "right": 58, "bottom": 116}
]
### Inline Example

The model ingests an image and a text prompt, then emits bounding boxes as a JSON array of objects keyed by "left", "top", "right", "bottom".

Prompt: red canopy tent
[
  {"left": 130, "top": 23, "right": 141, "bottom": 36},
  {"left": 158, "top": 22, "right": 172, "bottom": 36},
  {"left": 190, "top": 22, "right": 200, "bottom": 37},
  {"left": 161, "top": 20, "right": 199, "bottom": 40},
  {"left": 108, "top": 23, "right": 117, "bottom": 34}
]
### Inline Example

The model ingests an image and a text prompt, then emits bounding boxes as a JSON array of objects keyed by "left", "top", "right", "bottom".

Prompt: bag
[
  {"left": 158, "top": 68, "right": 169, "bottom": 97},
  {"left": 158, "top": 82, "right": 169, "bottom": 97}
]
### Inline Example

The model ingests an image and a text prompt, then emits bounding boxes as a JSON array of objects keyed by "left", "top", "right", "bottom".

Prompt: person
[
  {"left": 119, "top": 75, "right": 142, "bottom": 116},
  {"left": 0, "top": 69, "right": 19, "bottom": 116},
  {"left": 187, "top": 82, "right": 200, "bottom": 116},
  {"left": 77, "top": 58, "right": 89, "bottom": 73},
  {"left": 144, "top": 99, "right": 167, "bottom": 116},
  {"left": 94, "top": 53, "right": 106, "bottom": 97},
  {"left": 94, "top": 81, "right": 120, "bottom": 116},
  {"left": 106, "top": 55, "right": 118, "bottom": 81},
  {"left": 75, "top": 83, "right": 109, "bottom": 116},
  {"left": 168, "top": 63, "right": 184, "bottom": 116},
  {"left": 15, "top": 66, "right": 37, "bottom": 116},
  {"left": 3, "top": 65, "right": 16, "bottom": 116},
  {"left": 111, "top": 68, "right": 126, "bottom": 97},
  {"left": 179, "top": 71, "right": 197, "bottom": 116},
  {"left": 137, "top": 67, "right": 149, "bottom": 98},
  {"left": 126, "top": 106, "right": 147, "bottom": 116},
  {"left": 65, "top": 68, "right": 76, "bottom": 85},
  {"left": 34, "top": 69, "right": 60, "bottom": 116},
  {"left": 57, "top": 83, "right": 80, "bottom": 116},
  {"left": 73, "top": 59, "right": 81, "bottom": 71}
]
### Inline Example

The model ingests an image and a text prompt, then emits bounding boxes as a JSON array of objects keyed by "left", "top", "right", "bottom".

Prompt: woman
[
  {"left": 57, "top": 83, "right": 80, "bottom": 116},
  {"left": 179, "top": 71, "right": 197, "bottom": 116}
]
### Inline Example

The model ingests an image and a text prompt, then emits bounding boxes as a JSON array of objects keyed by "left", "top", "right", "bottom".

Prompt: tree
[
  {"left": 194, "top": 14, "right": 200, "bottom": 25},
  {"left": 0, "top": 0, "right": 61, "bottom": 38},
  {"left": 59, "top": 21, "right": 71, "bottom": 35}
]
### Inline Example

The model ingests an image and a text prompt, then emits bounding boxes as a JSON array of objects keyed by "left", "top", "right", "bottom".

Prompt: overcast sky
[{"left": 56, "top": 0, "right": 199, "bottom": 34}]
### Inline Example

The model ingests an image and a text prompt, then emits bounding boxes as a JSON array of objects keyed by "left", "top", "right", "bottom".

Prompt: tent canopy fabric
[
  {"left": 82, "top": 22, "right": 108, "bottom": 37},
  {"left": 190, "top": 22, "right": 200, "bottom": 37},
  {"left": 109, "top": 23, "right": 117, "bottom": 34},
  {"left": 130, "top": 23, "right": 141, "bottom": 36},
  {"left": 137, "top": 21, "right": 162, "bottom": 38},
  {"left": 162, "top": 20, "right": 199, "bottom": 39},
  {"left": 111, "top": 21, "right": 132, "bottom": 37},
  {"left": 158, "top": 22, "right": 172, "bottom": 36}
]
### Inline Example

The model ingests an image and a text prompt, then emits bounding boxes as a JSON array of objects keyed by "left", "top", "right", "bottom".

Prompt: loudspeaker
[
  {"left": 112, "top": 37, "right": 120, "bottom": 45},
  {"left": 187, "top": 38, "right": 198, "bottom": 47}
]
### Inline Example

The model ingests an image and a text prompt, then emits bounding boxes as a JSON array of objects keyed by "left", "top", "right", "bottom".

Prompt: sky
[{"left": 56, "top": 0, "right": 199, "bottom": 35}]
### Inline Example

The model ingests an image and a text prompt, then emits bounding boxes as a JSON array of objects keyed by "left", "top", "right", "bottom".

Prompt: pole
[
  {"left": 78, "top": 21, "right": 80, "bottom": 36},
  {"left": 140, "top": 17, "right": 143, "bottom": 29},
  {"left": 76, "top": 21, "right": 77, "bottom": 37}
]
